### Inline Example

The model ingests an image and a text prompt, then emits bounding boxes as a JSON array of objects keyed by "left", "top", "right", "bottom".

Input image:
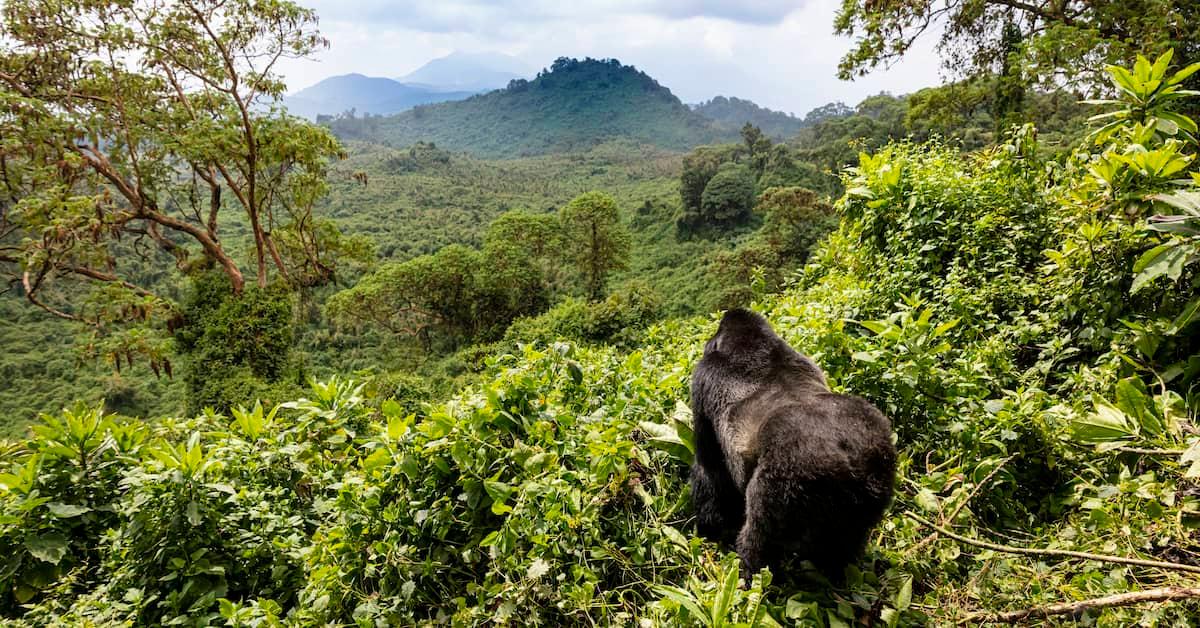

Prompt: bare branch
[
  {"left": 962, "top": 587, "right": 1200, "bottom": 624},
  {"left": 906, "top": 512, "right": 1200, "bottom": 575}
]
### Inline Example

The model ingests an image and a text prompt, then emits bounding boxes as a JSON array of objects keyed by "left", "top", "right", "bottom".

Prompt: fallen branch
[
  {"left": 1114, "top": 446, "right": 1184, "bottom": 456},
  {"left": 963, "top": 586, "right": 1200, "bottom": 624},
  {"left": 906, "top": 456, "right": 1014, "bottom": 557},
  {"left": 905, "top": 512, "right": 1200, "bottom": 575}
]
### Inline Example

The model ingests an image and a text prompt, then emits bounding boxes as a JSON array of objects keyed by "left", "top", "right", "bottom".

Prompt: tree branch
[
  {"left": 22, "top": 270, "right": 90, "bottom": 324},
  {"left": 962, "top": 587, "right": 1200, "bottom": 624},
  {"left": 906, "top": 512, "right": 1200, "bottom": 575}
]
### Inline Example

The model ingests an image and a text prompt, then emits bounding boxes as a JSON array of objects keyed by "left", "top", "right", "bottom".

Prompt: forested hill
[
  {"left": 692, "top": 95, "right": 807, "bottom": 139},
  {"left": 322, "top": 57, "right": 737, "bottom": 158}
]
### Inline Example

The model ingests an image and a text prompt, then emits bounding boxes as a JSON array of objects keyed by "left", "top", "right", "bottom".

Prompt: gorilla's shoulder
[{"left": 815, "top": 392, "right": 893, "bottom": 430}]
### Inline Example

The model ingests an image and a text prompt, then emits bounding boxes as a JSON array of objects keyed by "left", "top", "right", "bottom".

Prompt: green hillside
[
  {"left": 692, "top": 95, "right": 807, "bottom": 139},
  {"left": 324, "top": 58, "right": 736, "bottom": 158}
]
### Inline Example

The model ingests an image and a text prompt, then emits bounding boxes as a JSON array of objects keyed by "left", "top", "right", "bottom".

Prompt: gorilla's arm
[{"left": 690, "top": 381, "right": 744, "bottom": 541}]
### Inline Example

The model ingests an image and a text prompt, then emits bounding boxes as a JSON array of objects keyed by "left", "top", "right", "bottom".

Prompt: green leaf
[
  {"left": 639, "top": 420, "right": 694, "bottom": 465},
  {"left": 484, "top": 479, "right": 514, "bottom": 515},
  {"left": 1168, "top": 61, "right": 1200, "bottom": 86},
  {"left": 655, "top": 585, "right": 710, "bottom": 626},
  {"left": 915, "top": 488, "right": 940, "bottom": 512},
  {"left": 932, "top": 318, "right": 960, "bottom": 338},
  {"left": 858, "top": 320, "right": 890, "bottom": 335},
  {"left": 1182, "top": 439, "right": 1200, "bottom": 479},
  {"left": 1171, "top": 296, "right": 1200, "bottom": 333},
  {"left": 1159, "top": 111, "right": 1198, "bottom": 134},
  {"left": 712, "top": 562, "right": 740, "bottom": 626},
  {"left": 894, "top": 575, "right": 913, "bottom": 611},
  {"left": 1071, "top": 401, "right": 1137, "bottom": 444},
  {"left": 1114, "top": 377, "right": 1163, "bottom": 436},
  {"left": 25, "top": 532, "right": 69, "bottom": 565},
  {"left": 1132, "top": 243, "right": 1186, "bottom": 292},
  {"left": 45, "top": 503, "right": 91, "bottom": 518}
]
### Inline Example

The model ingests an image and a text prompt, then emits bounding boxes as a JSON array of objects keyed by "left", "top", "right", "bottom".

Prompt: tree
[
  {"left": 741, "top": 124, "right": 773, "bottom": 176},
  {"left": 834, "top": 0, "right": 1200, "bottom": 94},
  {"left": 680, "top": 145, "right": 743, "bottom": 214},
  {"left": 327, "top": 245, "right": 482, "bottom": 350},
  {"left": 328, "top": 210, "right": 565, "bottom": 350},
  {"left": 0, "top": 0, "right": 346, "bottom": 369},
  {"left": 803, "top": 101, "right": 854, "bottom": 125},
  {"left": 701, "top": 163, "right": 757, "bottom": 224},
  {"left": 756, "top": 187, "right": 837, "bottom": 260},
  {"left": 711, "top": 186, "right": 838, "bottom": 308},
  {"left": 174, "top": 273, "right": 297, "bottom": 413},
  {"left": 483, "top": 208, "right": 561, "bottom": 303},
  {"left": 559, "top": 192, "right": 631, "bottom": 301}
]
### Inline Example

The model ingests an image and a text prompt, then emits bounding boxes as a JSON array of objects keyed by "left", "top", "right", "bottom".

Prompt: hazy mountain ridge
[
  {"left": 692, "top": 95, "right": 809, "bottom": 139},
  {"left": 282, "top": 74, "right": 476, "bottom": 120},
  {"left": 323, "top": 57, "right": 739, "bottom": 158}
]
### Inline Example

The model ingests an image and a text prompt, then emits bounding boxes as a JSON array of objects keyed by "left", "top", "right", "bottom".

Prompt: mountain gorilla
[{"left": 689, "top": 308, "right": 896, "bottom": 578}]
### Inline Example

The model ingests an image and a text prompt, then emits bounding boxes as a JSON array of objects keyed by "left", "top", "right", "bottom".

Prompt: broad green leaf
[
  {"left": 1115, "top": 377, "right": 1163, "bottom": 436},
  {"left": 1131, "top": 243, "right": 1186, "bottom": 292},
  {"left": 858, "top": 320, "right": 890, "bottom": 335},
  {"left": 655, "top": 585, "right": 710, "bottom": 626},
  {"left": 45, "top": 503, "right": 91, "bottom": 518},
  {"left": 639, "top": 420, "right": 694, "bottom": 465},
  {"left": 894, "top": 575, "right": 913, "bottom": 611},
  {"left": 1171, "top": 296, "right": 1200, "bottom": 333},
  {"left": 1168, "top": 61, "right": 1200, "bottom": 86},
  {"left": 1182, "top": 439, "right": 1200, "bottom": 479},
  {"left": 1071, "top": 401, "right": 1137, "bottom": 444},
  {"left": 25, "top": 532, "right": 69, "bottom": 565}
]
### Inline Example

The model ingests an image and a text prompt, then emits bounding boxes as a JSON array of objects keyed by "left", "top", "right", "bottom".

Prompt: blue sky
[{"left": 277, "top": 0, "right": 945, "bottom": 116}]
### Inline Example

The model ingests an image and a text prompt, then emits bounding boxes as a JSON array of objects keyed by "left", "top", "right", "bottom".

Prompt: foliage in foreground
[{"left": 3, "top": 52, "right": 1200, "bottom": 626}]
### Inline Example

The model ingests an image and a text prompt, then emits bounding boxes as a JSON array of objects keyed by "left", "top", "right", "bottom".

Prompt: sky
[{"left": 276, "top": 0, "right": 947, "bottom": 117}]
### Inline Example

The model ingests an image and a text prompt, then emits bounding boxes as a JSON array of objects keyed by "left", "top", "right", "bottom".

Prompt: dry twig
[
  {"left": 906, "top": 512, "right": 1200, "bottom": 575},
  {"left": 962, "top": 587, "right": 1200, "bottom": 624}
]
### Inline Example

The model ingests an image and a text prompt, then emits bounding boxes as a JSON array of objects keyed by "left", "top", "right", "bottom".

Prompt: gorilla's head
[{"left": 704, "top": 308, "right": 781, "bottom": 372}]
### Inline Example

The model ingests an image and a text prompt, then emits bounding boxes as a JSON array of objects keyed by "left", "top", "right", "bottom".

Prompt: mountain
[
  {"left": 693, "top": 95, "right": 807, "bottom": 140},
  {"left": 325, "top": 58, "right": 737, "bottom": 158},
  {"left": 282, "top": 74, "right": 475, "bottom": 120},
  {"left": 399, "top": 51, "right": 533, "bottom": 92}
]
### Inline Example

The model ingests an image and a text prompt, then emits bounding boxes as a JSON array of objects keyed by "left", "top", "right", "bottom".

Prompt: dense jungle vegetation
[{"left": 3, "top": 0, "right": 1200, "bottom": 625}]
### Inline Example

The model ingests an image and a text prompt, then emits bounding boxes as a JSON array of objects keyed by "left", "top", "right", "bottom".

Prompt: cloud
[
  {"left": 641, "top": 0, "right": 803, "bottom": 24},
  {"left": 278, "top": 0, "right": 944, "bottom": 116},
  {"left": 304, "top": 0, "right": 806, "bottom": 32}
]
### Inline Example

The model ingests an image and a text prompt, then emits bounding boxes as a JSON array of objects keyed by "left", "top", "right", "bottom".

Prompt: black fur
[{"left": 690, "top": 308, "right": 896, "bottom": 577}]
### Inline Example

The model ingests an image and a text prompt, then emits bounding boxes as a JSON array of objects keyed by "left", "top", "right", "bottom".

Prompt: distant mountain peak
[{"left": 399, "top": 50, "right": 533, "bottom": 92}]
